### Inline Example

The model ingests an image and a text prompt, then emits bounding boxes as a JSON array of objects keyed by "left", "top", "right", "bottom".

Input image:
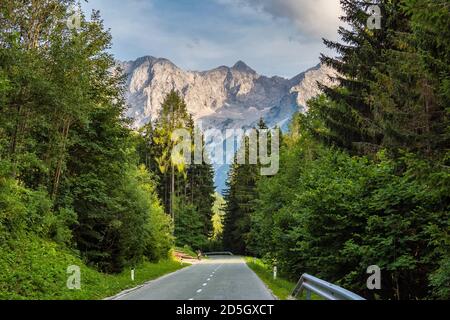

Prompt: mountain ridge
[{"left": 119, "top": 56, "right": 337, "bottom": 191}]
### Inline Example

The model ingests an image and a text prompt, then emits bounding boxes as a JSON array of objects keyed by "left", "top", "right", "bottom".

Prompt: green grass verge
[
  {"left": 245, "top": 257, "right": 322, "bottom": 300},
  {"left": 0, "top": 236, "right": 189, "bottom": 300}
]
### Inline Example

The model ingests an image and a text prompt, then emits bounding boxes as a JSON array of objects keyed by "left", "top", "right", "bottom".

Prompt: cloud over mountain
[
  {"left": 82, "top": 0, "right": 342, "bottom": 78},
  {"left": 217, "top": 0, "right": 343, "bottom": 39}
]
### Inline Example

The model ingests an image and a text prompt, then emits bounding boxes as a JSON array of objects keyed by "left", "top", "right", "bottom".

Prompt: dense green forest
[
  {"left": 223, "top": 0, "right": 449, "bottom": 300},
  {"left": 135, "top": 91, "right": 216, "bottom": 250},
  {"left": 0, "top": 0, "right": 215, "bottom": 298},
  {"left": 0, "top": 0, "right": 449, "bottom": 301}
]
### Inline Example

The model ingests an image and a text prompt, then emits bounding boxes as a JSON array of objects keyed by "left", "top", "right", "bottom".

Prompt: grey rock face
[{"left": 120, "top": 56, "right": 337, "bottom": 192}]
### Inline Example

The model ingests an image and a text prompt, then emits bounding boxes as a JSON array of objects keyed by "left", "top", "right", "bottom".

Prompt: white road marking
[
  {"left": 202, "top": 283, "right": 207, "bottom": 286},
  {"left": 188, "top": 298, "right": 194, "bottom": 300},
  {"left": 207, "top": 278, "right": 211, "bottom": 281},
  {"left": 196, "top": 289, "right": 202, "bottom": 293}
]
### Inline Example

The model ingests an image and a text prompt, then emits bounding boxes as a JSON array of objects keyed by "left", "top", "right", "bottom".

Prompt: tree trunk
[
  {"left": 52, "top": 117, "right": 71, "bottom": 200},
  {"left": 9, "top": 104, "right": 21, "bottom": 178},
  {"left": 170, "top": 164, "right": 175, "bottom": 220}
]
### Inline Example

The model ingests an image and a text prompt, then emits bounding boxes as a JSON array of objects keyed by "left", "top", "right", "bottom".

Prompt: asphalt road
[{"left": 113, "top": 256, "right": 275, "bottom": 300}]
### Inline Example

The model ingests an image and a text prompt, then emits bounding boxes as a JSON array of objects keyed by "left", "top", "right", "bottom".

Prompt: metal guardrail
[
  {"left": 290, "top": 273, "right": 365, "bottom": 300},
  {"left": 203, "top": 251, "right": 234, "bottom": 256}
]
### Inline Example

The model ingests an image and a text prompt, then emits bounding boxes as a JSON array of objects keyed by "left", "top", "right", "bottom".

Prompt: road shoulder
[{"left": 105, "top": 263, "right": 193, "bottom": 300}]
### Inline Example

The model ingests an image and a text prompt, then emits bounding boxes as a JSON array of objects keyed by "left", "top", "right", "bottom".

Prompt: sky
[{"left": 81, "top": 0, "right": 343, "bottom": 78}]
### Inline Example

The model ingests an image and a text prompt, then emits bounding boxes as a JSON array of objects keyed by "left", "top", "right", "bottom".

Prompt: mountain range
[{"left": 119, "top": 56, "right": 336, "bottom": 192}]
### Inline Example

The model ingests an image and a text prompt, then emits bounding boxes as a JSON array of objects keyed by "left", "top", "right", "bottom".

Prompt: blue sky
[{"left": 81, "top": 0, "right": 343, "bottom": 78}]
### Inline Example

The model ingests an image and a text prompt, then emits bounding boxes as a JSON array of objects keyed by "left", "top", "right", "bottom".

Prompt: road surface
[{"left": 113, "top": 256, "right": 275, "bottom": 300}]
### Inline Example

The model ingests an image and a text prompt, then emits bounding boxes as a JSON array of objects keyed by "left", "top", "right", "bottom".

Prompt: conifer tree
[
  {"left": 0, "top": 1, "right": 174, "bottom": 273},
  {"left": 318, "top": 0, "right": 408, "bottom": 154},
  {"left": 223, "top": 119, "right": 268, "bottom": 254},
  {"left": 137, "top": 91, "right": 216, "bottom": 246}
]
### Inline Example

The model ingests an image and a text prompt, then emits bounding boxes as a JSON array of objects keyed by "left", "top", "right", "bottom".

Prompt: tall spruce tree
[
  {"left": 368, "top": 0, "right": 449, "bottom": 157},
  {"left": 223, "top": 119, "right": 268, "bottom": 254},
  {"left": 318, "top": 0, "right": 409, "bottom": 154}
]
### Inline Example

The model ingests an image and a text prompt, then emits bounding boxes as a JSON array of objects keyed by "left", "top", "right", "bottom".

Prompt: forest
[
  {"left": 0, "top": 0, "right": 449, "bottom": 300},
  {"left": 0, "top": 0, "right": 216, "bottom": 298},
  {"left": 222, "top": 0, "right": 449, "bottom": 300}
]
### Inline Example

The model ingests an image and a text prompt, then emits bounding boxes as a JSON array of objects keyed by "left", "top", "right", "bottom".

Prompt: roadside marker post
[
  {"left": 131, "top": 268, "right": 135, "bottom": 281},
  {"left": 273, "top": 266, "right": 277, "bottom": 280}
]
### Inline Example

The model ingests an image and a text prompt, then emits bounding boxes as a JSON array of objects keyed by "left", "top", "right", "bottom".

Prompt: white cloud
[
  {"left": 218, "top": 0, "right": 343, "bottom": 39},
  {"left": 82, "top": 0, "right": 340, "bottom": 78}
]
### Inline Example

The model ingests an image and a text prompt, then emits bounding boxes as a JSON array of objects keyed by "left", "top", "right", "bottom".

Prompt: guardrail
[
  {"left": 203, "top": 251, "right": 234, "bottom": 256},
  {"left": 290, "top": 273, "right": 365, "bottom": 300}
]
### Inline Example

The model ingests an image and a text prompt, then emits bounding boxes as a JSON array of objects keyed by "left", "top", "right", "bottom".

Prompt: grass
[
  {"left": 245, "top": 257, "right": 322, "bottom": 300},
  {"left": 0, "top": 236, "right": 189, "bottom": 300}
]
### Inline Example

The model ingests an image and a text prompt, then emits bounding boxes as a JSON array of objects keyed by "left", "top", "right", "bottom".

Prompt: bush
[
  {"left": 174, "top": 199, "right": 208, "bottom": 250},
  {"left": 249, "top": 145, "right": 450, "bottom": 300},
  {"left": 0, "top": 235, "right": 185, "bottom": 300}
]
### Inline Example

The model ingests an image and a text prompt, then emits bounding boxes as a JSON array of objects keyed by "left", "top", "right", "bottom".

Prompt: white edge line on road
[
  {"left": 202, "top": 283, "right": 207, "bottom": 286},
  {"left": 242, "top": 258, "right": 278, "bottom": 300},
  {"left": 106, "top": 261, "right": 232, "bottom": 301},
  {"left": 105, "top": 264, "right": 194, "bottom": 300}
]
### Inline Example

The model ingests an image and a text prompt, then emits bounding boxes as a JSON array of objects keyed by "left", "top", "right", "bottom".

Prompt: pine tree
[
  {"left": 318, "top": 0, "right": 408, "bottom": 154},
  {"left": 187, "top": 161, "right": 215, "bottom": 237},
  {"left": 223, "top": 119, "right": 268, "bottom": 254},
  {"left": 368, "top": 0, "right": 449, "bottom": 158}
]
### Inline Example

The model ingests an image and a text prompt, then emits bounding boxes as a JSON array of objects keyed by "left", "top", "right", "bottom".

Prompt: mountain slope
[{"left": 120, "top": 56, "right": 336, "bottom": 191}]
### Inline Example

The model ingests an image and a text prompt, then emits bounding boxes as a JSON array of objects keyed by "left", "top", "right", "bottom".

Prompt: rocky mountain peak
[
  {"left": 120, "top": 56, "right": 337, "bottom": 191},
  {"left": 232, "top": 60, "right": 256, "bottom": 73}
]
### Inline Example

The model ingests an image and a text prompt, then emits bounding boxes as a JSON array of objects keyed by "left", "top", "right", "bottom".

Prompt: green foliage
[
  {"left": 430, "top": 256, "right": 450, "bottom": 299},
  {"left": 245, "top": 257, "right": 322, "bottom": 300},
  {"left": 0, "top": 160, "right": 70, "bottom": 244},
  {"left": 245, "top": 257, "right": 295, "bottom": 300},
  {"left": 246, "top": 0, "right": 450, "bottom": 300},
  {"left": 188, "top": 162, "right": 216, "bottom": 237},
  {"left": 138, "top": 166, "right": 174, "bottom": 262},
  {"left": 211, "top": 193, "right": 225, "bottom": 241},
  {"left": 223, "top": 119, "right": 271, "bottom": 255},
  {"left": 0, "top": 0, "right": 175, "bottom": 293},
  {"left": 0, "top": 235, "right": 186, "bottom": 300},
  {"left": 223, "top": 158, "right": 258, "bottom": 254},
  {"left": 174, "top": 198, "right": 208, "bottom": 250},
  {"left": 197, "top": 193, "right": 227, "bottom": 252},
  {"left": 249, "top": 113, "right": 450, "bottom": 299},
  {"left": 137, "top": 91, "right": 214, "bottom": 247},
  {"left": 319, "top": 0, "right": 449, "bottom": 158},
  {"left": 136, "top": 91, "right": 216, "bottom": 249},
  {"left": 1, "top": 0, "right": 448, "bottom": 301}
]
